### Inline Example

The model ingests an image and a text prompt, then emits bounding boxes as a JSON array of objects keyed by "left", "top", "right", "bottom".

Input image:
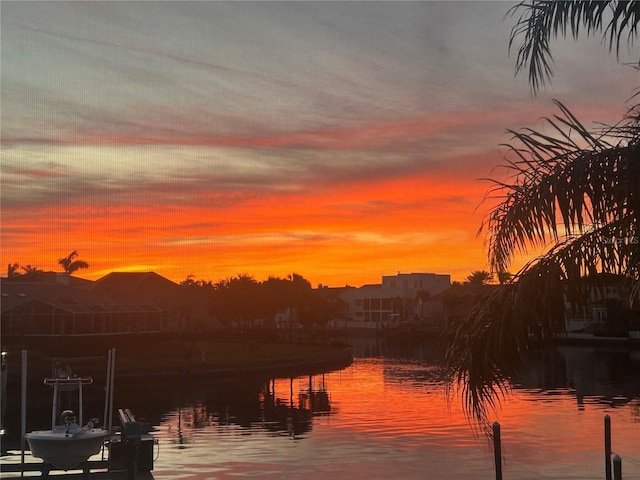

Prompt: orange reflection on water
[
  {"left": 149, "top": 351, "right": 640, "bottom": 480},
  {"left": 270, "top": 357, "right": 640, "bottom": 478}
]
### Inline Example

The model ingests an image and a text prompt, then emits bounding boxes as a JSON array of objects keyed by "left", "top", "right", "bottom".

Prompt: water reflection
[
  {"left": 150, "top": 374, "right": 335, "bottom": 453},
  {"left": 516, "top": 344, "right": 640, "bottom": 411},
  {"left": 350, "top": 334, "right": 640, "bottom": 411},
  {"left": 2, "top": 338, "right": 639, "bottom": 479}
]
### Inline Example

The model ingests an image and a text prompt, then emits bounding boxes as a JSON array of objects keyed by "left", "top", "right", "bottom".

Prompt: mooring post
[
  {"left": 20, "top": 350, "right": 27, "bottom": 478},
  {"left": 613, "top": 454, "right": 622, "bottom": 480},
  {"left": 605, "top": 415, "right": 612, "bottom": 480},
  {"left": 493, "top": 421, "right": 502, "bottom": 480}
]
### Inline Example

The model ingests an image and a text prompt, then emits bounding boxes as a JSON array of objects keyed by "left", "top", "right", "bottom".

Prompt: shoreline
[
  {"left": 2, "top": 338, "right": 354, "bottom": 386},
  {"left": 116, "top": 343, "right": 354, "bottom": 380}
]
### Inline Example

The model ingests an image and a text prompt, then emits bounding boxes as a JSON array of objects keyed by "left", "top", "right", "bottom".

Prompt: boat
[{"left": 25, "top": 371, "right": 108, "bottom": 471}]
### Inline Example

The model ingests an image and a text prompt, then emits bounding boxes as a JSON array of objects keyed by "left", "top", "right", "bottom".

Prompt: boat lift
[{"left": 4, "top": 348, "right": 157, "bottom": 478}]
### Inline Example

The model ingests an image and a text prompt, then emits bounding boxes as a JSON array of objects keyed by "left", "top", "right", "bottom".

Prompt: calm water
[{"left": 2, "top": 338, "right": 640, "bottom": 479}]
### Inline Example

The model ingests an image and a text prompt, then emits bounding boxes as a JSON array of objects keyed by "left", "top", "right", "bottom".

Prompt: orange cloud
[{"left": 1, "top": 150, "right": 506, "bottom": 286}]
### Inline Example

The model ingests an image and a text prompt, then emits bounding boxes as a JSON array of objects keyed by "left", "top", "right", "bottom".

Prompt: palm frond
[
  {"left": 447, "top": 223, "right": 640, "bottom": 425},
  {"left": 507, "top": 1, "right": 639, "bottom": 94},
  {"left": 451, "top": 100, "right": 640, "bottom": 426},
  {"left": 481, "top": 101, "right": 639, "bottom": 273}
]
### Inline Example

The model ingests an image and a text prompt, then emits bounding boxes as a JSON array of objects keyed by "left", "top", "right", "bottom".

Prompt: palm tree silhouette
[
  {"left": 7, "top": 263, "right": 21, "bottom": 278},
  {"left": 21, "top": 265, "right": 44, "bottom": 280},
  {"left": 58, "top": 250, "right": 89, "bottom": 275},
  {"left": 464, "top": 271, "right": 493, "bottom": 285}
]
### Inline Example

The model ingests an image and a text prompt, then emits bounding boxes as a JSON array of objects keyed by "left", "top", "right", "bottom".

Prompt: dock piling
[
  {"left": 493, "top": 421, "right": 502, "bottom": 480},
  {"left": 613, "top": 454, "right": 622, "bottom": 480},
  {"left": 20, "top": 350, "right": 27, "bottom": 478},
  {"left": 605, "top": 415, "right": 612, "bottom": 480}
]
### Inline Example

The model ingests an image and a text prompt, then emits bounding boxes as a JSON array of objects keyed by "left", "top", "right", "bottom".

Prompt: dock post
[
  {"left": 20, "top": 350, "right": 27, "bottom": 478},
  {"left": 493, "top": 421, "right": 502, "bottom": 480},
  {"left": 605, "top": 415, "right": 612, "bottom": 480},
  {"left": 103, "top": 348, "right": 112, "bottom": 436},
  {"left": 108, "top": 349, "right": 116, "bottom": 438},
  {"left": 613, "top": 454, "right": 622, "bottom": 480}
]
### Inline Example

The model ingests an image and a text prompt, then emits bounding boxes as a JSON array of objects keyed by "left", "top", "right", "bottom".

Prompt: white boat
[
  {"left": 25, "top": 374, "right": 108, "bottom": 470},
  {"left": 25, "top": 425, "right": 107, "bottom": 470}
]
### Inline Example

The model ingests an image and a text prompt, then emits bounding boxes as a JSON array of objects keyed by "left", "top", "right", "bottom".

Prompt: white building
[{"left": 336, "top": 272, "right": 451, "bottom": 328}]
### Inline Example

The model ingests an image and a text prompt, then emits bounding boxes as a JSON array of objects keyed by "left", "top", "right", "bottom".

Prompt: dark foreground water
[{"left": 2, "top": 338, "right": 640, "bottom": 479}]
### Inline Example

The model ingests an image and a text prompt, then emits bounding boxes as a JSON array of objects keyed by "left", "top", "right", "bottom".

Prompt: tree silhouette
[
  {"left": 445, "top": 1, "right": 640, "bottom": 425},
  {"left": 21, "top": 265, "right": 44, "bottom": 280},
  {"left": 209, "top": 273, "right": 327, "bottom": 335},
  {"left": 7, "top": 263, "right": 21, "bottom": 278},
  {"left": 496, "top": 271, "right": 513, "bottom": 285},
  {"left": 262, "top": 276, "right": 295, "bottom": 322},
  {"left": 464, "top": 270, "right": 494, "bottom": 285},
  {"left": 211, "top": 274, "right": 262, "bottom": 328},
  {"left": 58, "top": 250, "right": 89, "bottom": 275}
]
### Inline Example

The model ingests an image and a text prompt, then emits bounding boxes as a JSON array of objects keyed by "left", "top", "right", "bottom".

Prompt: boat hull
[{"left": 25, "top": 429, "right": 107, "bottom": 470}]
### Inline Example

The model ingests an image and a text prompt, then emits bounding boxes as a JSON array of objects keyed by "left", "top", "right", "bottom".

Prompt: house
[
  {"left": 563, "top": 273, "right": 635, "bottom": 335},
  {"left": 334, "top": 272, "right": 451, "bottom": 329},
  {"left": 90, "top": 272, "right": 189, "bottom": 331},
  {"left": 1, "top": 275, "right": 163, "bottom": 337},
  {"left": 425, "top": 274, "right": 637, "bottom": 336},
  {"left": 1, "top": 271, "right": 213, "bottom": 339}
]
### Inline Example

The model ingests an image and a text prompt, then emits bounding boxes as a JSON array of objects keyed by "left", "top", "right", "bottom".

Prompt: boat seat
[{"left": 117, "top": 408, "right": 141, "bottom": 440}]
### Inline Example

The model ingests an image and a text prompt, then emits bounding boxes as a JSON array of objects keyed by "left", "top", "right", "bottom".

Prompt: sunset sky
[{"left": 2, "top": 2, "right": 638, "bottom": 287}]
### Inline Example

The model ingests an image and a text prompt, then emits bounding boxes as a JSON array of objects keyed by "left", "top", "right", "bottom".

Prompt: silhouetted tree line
[
  {"left": 181, "top": 273, "right": 345, "bottom": 334},
  {"left": 7, "top": 250, "right": 89, "bottom": 280}
]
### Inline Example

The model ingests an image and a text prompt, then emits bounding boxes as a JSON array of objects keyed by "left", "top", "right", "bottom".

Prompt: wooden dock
[
  {"left": 0, "top": 457, "right": 154, "bottom": 479},
  {"left": 1, "top": 473, "right": 154, "bottom": 480}
]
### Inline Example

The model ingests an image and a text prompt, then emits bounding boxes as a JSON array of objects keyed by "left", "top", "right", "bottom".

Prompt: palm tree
[
  {"left": 445, "top": 1, "right": 640, "bottom": 425},
  {"left": 7, "top": 263, "right": 21, "bottom": 278},
  {"left": 58, "top": 250, "right": 89, "bottom": 275},
  {"left": 464, "top": 270, "right": 494, "bottom": 285},
  {"left": 211, "top": 274, "right": 263, "bottom": 329},
  {"left": 21, "top": 265, "right": 44, "bottom": 280}
]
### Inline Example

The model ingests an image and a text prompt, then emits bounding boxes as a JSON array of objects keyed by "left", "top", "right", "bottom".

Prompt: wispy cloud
[{"left": 1, "top": 1, "right": 636, "bottom": 285}]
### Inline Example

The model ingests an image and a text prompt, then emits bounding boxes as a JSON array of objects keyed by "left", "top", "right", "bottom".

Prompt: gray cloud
[{"left": 2, "top": 1, "right": 637, "bottom": 237}]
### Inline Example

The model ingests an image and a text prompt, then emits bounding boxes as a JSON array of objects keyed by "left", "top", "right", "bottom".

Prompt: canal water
[{"left": 2, "top": 337, "right": 639, "bottom": 479}]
